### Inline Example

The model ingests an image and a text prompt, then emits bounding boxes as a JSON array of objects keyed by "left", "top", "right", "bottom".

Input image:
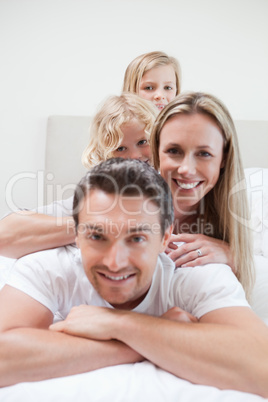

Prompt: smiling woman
[
  {"left": 151, "top": 91, "right": 255, "bottom": 299},
  {"left": 159, "top": 113, "right": 225, "bottom": 215}
]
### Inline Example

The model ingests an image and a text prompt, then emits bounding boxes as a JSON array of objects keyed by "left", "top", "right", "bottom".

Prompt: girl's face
[
  {"left": 113, "top": 118, "right": 151, "bottom": 164},
  {"left": 138, "top": 65, "right": 177, "bottom": 112},
  {"left": 158, "top": 113, "right": 225, "bottom": 215}
]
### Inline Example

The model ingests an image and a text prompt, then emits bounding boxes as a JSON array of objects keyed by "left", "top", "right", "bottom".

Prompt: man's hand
[
  {"left": 50, "top": 305, "right": 120, "bottom": 340},
  {"left": 50, "top": 305, "right": 198, "bottom": 342}
]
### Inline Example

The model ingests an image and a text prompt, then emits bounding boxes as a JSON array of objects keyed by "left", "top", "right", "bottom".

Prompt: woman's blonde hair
[
  {"left": 82, "top": 93, "right": 157, "bottom": 168},
  {"left": 123, "top": 51, "right": 181, "bottom": 96},
  {"left": 151, "top": 91, "right": 255, "bottom": 299}
]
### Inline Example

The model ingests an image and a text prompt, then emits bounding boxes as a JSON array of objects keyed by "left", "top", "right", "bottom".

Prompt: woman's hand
[{"left": 166, "top": 233, "right": 235, "bottom": 272}]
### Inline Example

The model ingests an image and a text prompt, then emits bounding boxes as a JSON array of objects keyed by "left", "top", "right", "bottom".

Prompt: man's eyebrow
[
  {"left": 82, "top": 223, "right": 156, "bottom": 234},
  {"left": 129, "top": 225, "right": 153, "bottom": 233},
  {"left": 84, "top": 224, "right": 104, "bottom": 232}
]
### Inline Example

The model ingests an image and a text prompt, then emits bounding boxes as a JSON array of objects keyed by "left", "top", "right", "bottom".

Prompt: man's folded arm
[
  {"left": 0, "top": 285, "right": 142, "bottom": 387},
  {"left": 109, "top": 306, "right": 268, "bottom": 397}
]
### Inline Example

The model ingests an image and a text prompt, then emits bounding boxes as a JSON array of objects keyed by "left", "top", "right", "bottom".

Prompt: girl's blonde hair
[
  {"left": 82, "top": 93, "right": 157, "bottom": 168},
  {"left": 151, "top": 91, "right": 255, "bottom": 299},
  {"left": 123, "top": 51, "right": 181, "bottom": 96}
]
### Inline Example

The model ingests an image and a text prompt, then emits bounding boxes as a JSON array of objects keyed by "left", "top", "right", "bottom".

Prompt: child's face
[
  {"left": 113, "top": 119, "right": 151, "bottom": 164},
  {"left": 138, "top": 64, "right": 177, "bottom": 111}
]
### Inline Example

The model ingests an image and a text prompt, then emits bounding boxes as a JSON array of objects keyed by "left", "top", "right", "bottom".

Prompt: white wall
[{"left": 1, "top": 0, "right": 268, "bottom": 216}]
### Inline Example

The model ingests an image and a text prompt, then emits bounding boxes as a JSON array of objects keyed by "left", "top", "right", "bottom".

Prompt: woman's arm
[{"left": 0, "top": 211, "right": 76, "bottom": 258}]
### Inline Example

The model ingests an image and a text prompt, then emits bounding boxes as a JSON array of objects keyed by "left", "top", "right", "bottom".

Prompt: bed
[{"left": 0, "top": 117, "right": 268, "bottom": 401}]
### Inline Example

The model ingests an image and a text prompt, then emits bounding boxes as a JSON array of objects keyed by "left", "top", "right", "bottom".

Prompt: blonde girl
[
  {"left": 123, "top": 51, "right": 181, "bottom": 111},
  {"left": 82, "top": 93, "right": 157, "bottom": 167},
  {"left": 1, "top": 93, "right": 157, "bottom": 258},
  {"left": 0, "top": 50, "right": 179, "bottom": 257}
]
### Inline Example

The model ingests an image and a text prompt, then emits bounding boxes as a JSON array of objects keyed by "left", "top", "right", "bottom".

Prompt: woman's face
[
  {"left": 138, "top": 65, "right": 177, "bottom": 112},
  {"left": 158, "top": 113, "right": 225, "bottom": 215}
]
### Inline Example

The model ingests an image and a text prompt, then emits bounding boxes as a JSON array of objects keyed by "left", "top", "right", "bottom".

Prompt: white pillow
[
  {"left": 251, "top": 255, "right": 268, "bottom": 325},
  {"left": 244, "top": 168, "right": 268, "bottom": 256}
]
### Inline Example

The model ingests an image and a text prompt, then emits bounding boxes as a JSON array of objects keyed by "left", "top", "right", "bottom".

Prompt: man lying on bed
[{"left": 0, "top": 158, "right": 267, "bottom": 397}]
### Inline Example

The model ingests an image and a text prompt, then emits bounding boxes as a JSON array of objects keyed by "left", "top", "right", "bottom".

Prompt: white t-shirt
[
  {"left": 36, "top": 197, "right": 73, "bottom": 217},
  {"left": 5, "top": 246, "right": 249, "bottom": 320},
  {"left": 0, "top": 197, "right": 73, "bottom": 221}
]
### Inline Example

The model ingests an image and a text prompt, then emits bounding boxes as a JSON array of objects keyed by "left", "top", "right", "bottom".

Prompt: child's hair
[
  {"left": 82, "top": 93, "right": 157, "bottom": 169},
  {"left": 151, "top": 91, "right": 255, "bottom": 300},
  {"left": 123, "top": 51, "right": 181, "bottom": 95}
]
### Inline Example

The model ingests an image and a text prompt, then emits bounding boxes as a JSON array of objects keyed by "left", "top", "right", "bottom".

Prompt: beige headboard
[
  {"left": 45, "top": 116, "right": 90, "bottom": 204},
  {"left": 45, "top": 116, "right": 268, "bottom": 203}
]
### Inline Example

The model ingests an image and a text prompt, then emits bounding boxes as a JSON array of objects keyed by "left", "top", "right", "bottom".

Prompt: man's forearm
[
  {"left": 0, "top": 212, "right": 76, "bottom": 258},
  {"left": 112, "top": 310, "right": 268, "bottom": 397},
  {"left": 51, "top": 305, "right": 268, "bottom": 395},
  {"left": 0, "top": 327, "right": 142, "bottom": 387}
]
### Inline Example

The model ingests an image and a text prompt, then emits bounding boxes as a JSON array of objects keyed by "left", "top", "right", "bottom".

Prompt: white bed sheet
[{"left": 0, "top": 361, "right": 267, "bottom": 402}]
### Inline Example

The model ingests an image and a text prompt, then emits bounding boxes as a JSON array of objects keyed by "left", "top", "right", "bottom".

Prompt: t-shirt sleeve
[
  {"left": 35, "top": 196, "right": 73, "bottom": 217},
  {"left": 0, "top": 197, "right": 74, "bottom": 220},
  {"left": 173, "top": 264, "right": 250, "bottom": 319},
  {"left": 5, "top": 250, "right": 67, "bottom": 314}
]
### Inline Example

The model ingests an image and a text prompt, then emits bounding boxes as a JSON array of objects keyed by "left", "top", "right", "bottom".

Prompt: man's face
[{"left": 76, "top": 189, "right": 171, "bottom": 310}]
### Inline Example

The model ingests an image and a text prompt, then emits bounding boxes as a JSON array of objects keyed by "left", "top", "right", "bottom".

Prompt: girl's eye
[
  {"left": 137, "top": 139, "right": 148, "bottom": 146},
  {"left": 116, "top": 146, "right": 126, "bottom": 152},
  {"left": 165, "top": 86, "right": 173, "bottom": 90},
  {"left": 144, "top": 86, "right": 153, "bottom": 91}
]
